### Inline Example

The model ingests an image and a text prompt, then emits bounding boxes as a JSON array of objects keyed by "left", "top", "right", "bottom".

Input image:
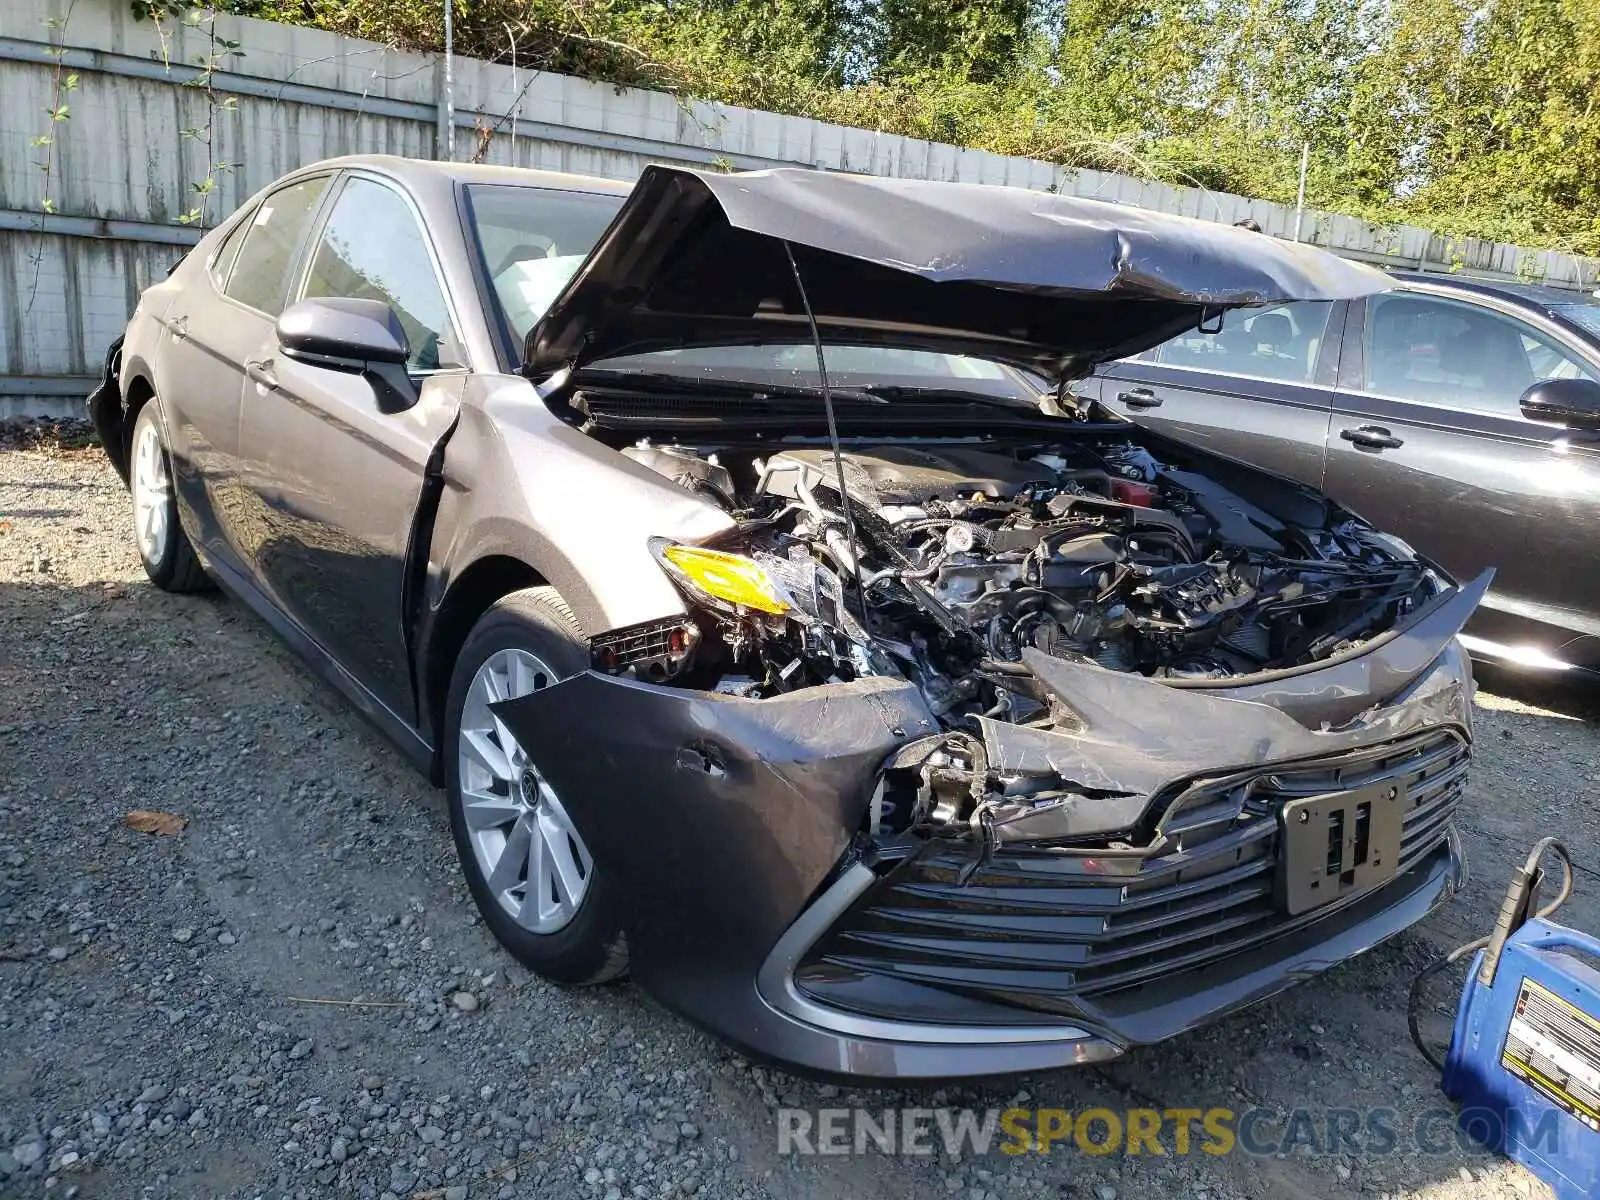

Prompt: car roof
[
  {"left": 1389, "top": 270, "right": 1599, "bottom": 312},
  {"left": 297, "top": 153, "right": 634, "bottom": 196}
]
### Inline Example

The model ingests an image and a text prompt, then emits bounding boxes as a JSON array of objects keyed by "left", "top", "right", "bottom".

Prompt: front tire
[
  {"left": 129, "top": 402, "right": 208, "bottom": 593},
  {"left": 444, "top": 587, "right": 628, "bottom": 984}
]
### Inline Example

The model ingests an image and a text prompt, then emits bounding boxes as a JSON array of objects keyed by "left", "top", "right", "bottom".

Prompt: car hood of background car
[{"left": 523, "top": 165, "right": 1388, "bottom": 384}]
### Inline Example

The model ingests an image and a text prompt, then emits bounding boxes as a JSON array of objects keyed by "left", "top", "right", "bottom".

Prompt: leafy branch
[
  {"left": 26, "top": 2, "right": 80, "bottom": 316},
  {"left": 142, "top": 4, "right": 244, "bottom": 228},
  {"left": 31, "top": 6, "right": 80, "bottom": 218},
  {"left": 177, "top": 9, "right": 244, "bottom": 226}
]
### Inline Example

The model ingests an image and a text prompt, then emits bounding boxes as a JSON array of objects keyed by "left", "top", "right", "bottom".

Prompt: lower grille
[
  {"left": 590, "top": 618, "right": 692, "bottom": 681},
  {"left": 795, "top": 729, "right": 1468, "bottom": 1013}
]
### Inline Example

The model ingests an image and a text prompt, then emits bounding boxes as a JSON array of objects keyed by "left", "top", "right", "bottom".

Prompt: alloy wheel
[
  {"left": 132, "top": 417, "right": 171, "bottom": 567},
  {"left": 457, "top": 648, "right": 593, "bottom": 933}
]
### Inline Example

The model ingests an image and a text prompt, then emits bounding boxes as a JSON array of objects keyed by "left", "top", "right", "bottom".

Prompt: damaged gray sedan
[{"left": 91, "top": 155, "right": 1485, "bottom": 1079}]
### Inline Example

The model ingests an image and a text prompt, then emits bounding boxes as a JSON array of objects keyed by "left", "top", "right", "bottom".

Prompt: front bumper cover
[{"left": 494, "top": 584, "right": 1481, "bottom": 1080}]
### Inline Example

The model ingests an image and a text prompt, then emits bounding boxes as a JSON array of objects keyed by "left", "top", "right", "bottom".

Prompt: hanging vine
[
  {"left": 141, "top": 3, "right": 243, "bottom": 229},
  {"left": 25, "top": 2, "right": 80, "bottom": 313},
  {"left": 31, "top": 6, "right": 79, "bottom": 217}
]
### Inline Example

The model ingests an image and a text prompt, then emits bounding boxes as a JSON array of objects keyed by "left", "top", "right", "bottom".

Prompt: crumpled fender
[{"left": 493, "top": 673, "right": 936, "bottom": 1001}]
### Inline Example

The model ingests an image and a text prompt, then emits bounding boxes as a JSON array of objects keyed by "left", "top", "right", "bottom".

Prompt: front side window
[
  {"left": 1363, "top": 293, "right": 1598, "bottom": 415},
  {"left": 1154, "top": 301, "right": 1332, "bottom": 384},
  {"left": 224, "top": 176, "right": 329, "bottom": 315},
  {"left": 300, "top": 176, "right": 457, "bottom": 372}
]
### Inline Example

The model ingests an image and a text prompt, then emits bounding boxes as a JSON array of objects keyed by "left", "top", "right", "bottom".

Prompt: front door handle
[
  {"left": 1117, "top": 387, "right": 1163, "bottom": 410},
  {"left": 1340, "top": 425, "right": 1404, "bottom": 451},
  {"left": 244, "top": 357, "right": 278, "bottom": 391},
  {"left": 168, "top": 314, "right": 189, "bottom": 342}
]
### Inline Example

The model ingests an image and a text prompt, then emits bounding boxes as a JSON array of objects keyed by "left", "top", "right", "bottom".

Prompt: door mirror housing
[
  {"left": 1518, "top": 377, "right": 1600, "bottom": 429},
  {"left": 277, "top": 297, "right": 417, "bottom": 413}
]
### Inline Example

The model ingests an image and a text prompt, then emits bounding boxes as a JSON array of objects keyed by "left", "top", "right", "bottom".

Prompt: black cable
[
  {"left": 782, "top": 239, "right": 871, "bottom": 629},
  {"left": 1408, "top": 839, "right": 1575, "bottom": 1071},
  {"left": 1408, "top": 938, "right": 1488, "bottom": 1072}
]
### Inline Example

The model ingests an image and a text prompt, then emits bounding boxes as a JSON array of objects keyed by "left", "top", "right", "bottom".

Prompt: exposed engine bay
[{"left": 601, "top": 436, "right": 1439, "bottom": 734}]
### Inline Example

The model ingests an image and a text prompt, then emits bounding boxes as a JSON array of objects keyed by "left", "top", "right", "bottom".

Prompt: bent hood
[{"left": 524, "top": 165, "right": 1389, "bottom": 383}]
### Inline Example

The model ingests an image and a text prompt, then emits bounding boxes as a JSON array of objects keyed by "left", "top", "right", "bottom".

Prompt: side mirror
[
  {"left": 1518, "top": 377, "right": 1600, "bottom": 430},
  {"left": 277, "top": 297, "right": 417, "bottom": 413}
]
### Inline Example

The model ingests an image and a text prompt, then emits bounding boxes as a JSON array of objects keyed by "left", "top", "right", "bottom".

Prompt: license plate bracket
[{"left": 1277, "top": 780, "right": 1406, "bottom": 915}]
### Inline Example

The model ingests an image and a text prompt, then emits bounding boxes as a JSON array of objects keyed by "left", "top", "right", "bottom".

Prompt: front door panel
[
  {"left": 234, "top": 171, "right": 466, "bottom": 723},
  {"left": 238, "top": 358, "right": 461, "bottom": 723},
  {"left": 1324, "top": 292, "right": 1600, "bottom": 665}
]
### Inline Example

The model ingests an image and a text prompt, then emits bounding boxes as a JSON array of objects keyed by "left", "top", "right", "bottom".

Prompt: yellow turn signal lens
[{"left": 660, "top": 545, "right": 790, "bottom": 615}]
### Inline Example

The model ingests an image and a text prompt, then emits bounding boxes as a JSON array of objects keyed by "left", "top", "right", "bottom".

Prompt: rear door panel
[
  {"left": 155, "top": 210, "right": 265, "bottom": 567},
  {"left": 161, "top": 177, "right": 333, "bottom": 569}
]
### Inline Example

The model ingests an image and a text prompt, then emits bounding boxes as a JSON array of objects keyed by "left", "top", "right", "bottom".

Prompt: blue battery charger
[{"left": 1436, "top": 840, "right": 1600, "bottom": 1200}]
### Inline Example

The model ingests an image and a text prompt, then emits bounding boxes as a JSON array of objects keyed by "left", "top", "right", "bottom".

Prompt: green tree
[{"left": 870, "top": 0, "right": 1037, "bottom": 83}]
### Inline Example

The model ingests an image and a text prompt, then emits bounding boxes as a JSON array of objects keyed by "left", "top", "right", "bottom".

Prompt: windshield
[
  {"left": 466, "top": 183, "right": 625, "bottom": 347},
  {"left": 1553, "top": 301, "right": 1600, "bottom": 339},
  {"left": 466, "top": 182, "right": 1043, "bottom": 406}
]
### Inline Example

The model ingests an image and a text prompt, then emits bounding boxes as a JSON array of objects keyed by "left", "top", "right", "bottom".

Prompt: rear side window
[
  {"left": 207, "top": 207, "right": 254, "bottom": 289},
  {"left": 1155, "top": 301, "right": 1333, "bottom": 384},
  {"left": 224, "top": 176, "right": 329, "bottom": 315},
  {"left": 299, "top": 176, "right": 457, "bottom": 371}
]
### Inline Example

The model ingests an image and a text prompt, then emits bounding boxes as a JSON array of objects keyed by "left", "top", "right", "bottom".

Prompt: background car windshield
[
  {"left": 1552, "top": 299, "right": 1600, "bottom": 339},
  {"left": 467, "top": 184, "right": 624, "bottom": 344}
]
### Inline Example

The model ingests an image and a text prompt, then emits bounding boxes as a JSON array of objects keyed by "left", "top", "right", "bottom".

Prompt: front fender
[{"left": 425, "top": 374, "right": 735, "bottom": 637}]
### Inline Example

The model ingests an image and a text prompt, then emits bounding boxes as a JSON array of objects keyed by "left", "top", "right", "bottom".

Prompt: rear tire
[
  {"left": 130, "top": 402, "right": 209, "bottom": 593},
  {"left": 445, "top": 587, "right": 628, "bottom": 985}
]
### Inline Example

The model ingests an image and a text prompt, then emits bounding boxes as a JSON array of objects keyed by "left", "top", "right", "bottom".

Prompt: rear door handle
[
  {"left": 1340, "top": 425, "right": 1404, "bottom": 450},
  {"left": 1117, "top": 387, "right": 1163, "bottom": 410},
  {"left": 244, "top": 357, "right": 278, "bottom": 391},
  {"left": 168, "top": 314, "right": 188, "bottom": 342}
]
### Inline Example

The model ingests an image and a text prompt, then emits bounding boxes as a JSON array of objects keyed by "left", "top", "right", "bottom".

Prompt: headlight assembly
[{"left": 649, "top": 538, "right": 791, "bottom": 617}]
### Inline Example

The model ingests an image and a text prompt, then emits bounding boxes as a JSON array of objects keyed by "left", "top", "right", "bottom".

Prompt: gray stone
[{"left": 12, "top": 1141, "right": 43, "bottom": 1168}]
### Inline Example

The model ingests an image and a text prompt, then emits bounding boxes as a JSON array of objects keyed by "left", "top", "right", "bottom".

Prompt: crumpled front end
[{"left": 495, "top": 568, "right": 1480, "bottom": 1079}]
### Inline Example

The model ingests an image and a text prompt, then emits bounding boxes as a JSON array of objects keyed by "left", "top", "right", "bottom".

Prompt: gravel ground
[{"left": 3, "top": 424, "right": 1598, "bottom": 1200}]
